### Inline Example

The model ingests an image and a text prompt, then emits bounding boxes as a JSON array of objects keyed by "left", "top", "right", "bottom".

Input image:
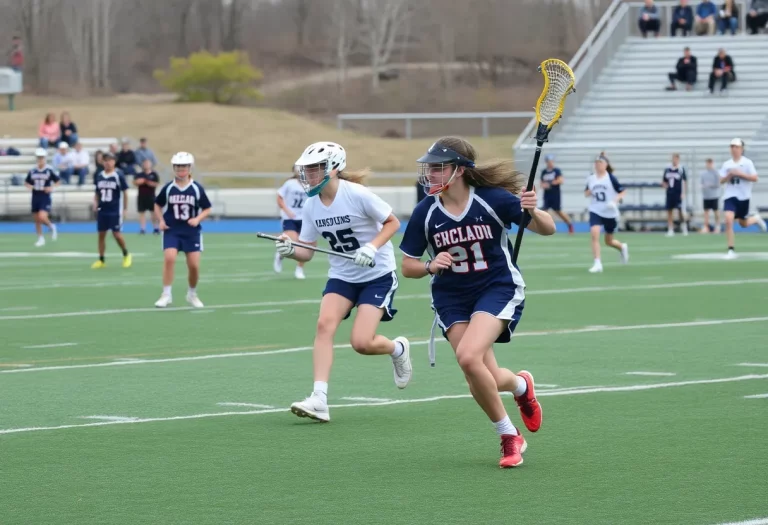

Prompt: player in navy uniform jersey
[
  {"left": 274, "top": 166, "right": 308, "bottom": 279},
  {"left": 399, "top": 136, "right": 555, "bottom": 468},
  {"left": 24, "top": 148, "right": 59, "bottom": 247},
  {"left": 540, "top": 154, "right": 574, "bottom": 234},
  {"left": 134, "top": 159, "right": 161, "bottom": 235},
  {"left": 662, "top": 153, "right": 688, "bottom": 236},
  {"left": 585, "top": 155, "right": 629, "bottom": 273},
  {"left": 153, "top": 152, "right": 212, "bottom": 308},
  {"left": 91, "top": 152, "right": 132, "bottom": 269}
]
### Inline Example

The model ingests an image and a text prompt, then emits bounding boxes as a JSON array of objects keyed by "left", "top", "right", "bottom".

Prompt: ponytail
[
  {"left": 463, "top": 160, "right": 525, "bottom": 195},
  {"left": 337, "top": 168, "right": 371, "bottom": 185}
]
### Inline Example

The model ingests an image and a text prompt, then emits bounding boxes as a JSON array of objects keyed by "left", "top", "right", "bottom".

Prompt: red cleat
[
  {"left": 499, "top": 431, "right": 527, "bottom": 468},
  {"left": 568, "top": 223, "right": 575, "bottom": 234},
  {"left": 515, "top": 370, "right": 542, "bottom": 432}
]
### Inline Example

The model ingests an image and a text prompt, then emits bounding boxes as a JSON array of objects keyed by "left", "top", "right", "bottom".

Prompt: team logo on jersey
[
  {"left": 433, "top": 224, "right": 493, "bottom": 248},
  {"left": 169, "top": 194, "right": 196, "bottom": 205},
  {"left": 315, "top": 215, "right": 351, "bottom": 228}
]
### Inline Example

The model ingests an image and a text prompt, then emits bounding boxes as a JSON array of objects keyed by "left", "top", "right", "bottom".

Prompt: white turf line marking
[
  {"left": 21, "top": 342, "right": 78, "bottom": 349},
  {"left": 231, "top": 309, "right": 284, "bottom": 315},
  {"left": 737, "top": 363, "right": 768, "bottom": 367},
  {"left": 624, "top": 371, "right": 677, "bottom": 377},
  {"left": 217, "top": 402, "right": 275, "bottom": 409},
  {"left": 341, "top": 397, "right": 394, "bottom": 402},
  {"left": 2, "top": 277, "right": 767, "bottom": 322},
  {"left": 2, "top": 373, "right": 767, "bottom": 436},
  {"left": 743, "top": 393, "right": 768, "bottom": 399},
  {"left": 190, "top": 309, "right": 216, "bottom": 314},
  {"left": 713, "top": 518, "right": 768, "bottom": 525},
  {"left": 79, "top": 416, "right": 139, "bottom": 422},
  {"left": 4, "top": 316, "right": 768, "bottom": 375},
  {"left": 0, "top": 306, "right": 37, "bottom": 312}
]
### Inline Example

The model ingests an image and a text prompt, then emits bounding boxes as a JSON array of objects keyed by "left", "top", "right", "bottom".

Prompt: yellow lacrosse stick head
[{"left": 534, "top": 58, "right": 576, "bottom": 142}]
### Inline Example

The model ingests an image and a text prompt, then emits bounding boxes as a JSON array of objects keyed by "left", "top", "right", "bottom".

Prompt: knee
[
  {"left": 604, "top": 236, "right": 614, "bottom": 246},
  {"left": 455, "top": 345, "right": 483, "bottom": 374},
  {"left": 163, "top": 253, "right": 176, "bottom": 265},
  {"left": 349, "top": 333, "right": 375, "bottom": 355},
  {"left": 315, "top": 316, "right": 338, "bottom": 340}
]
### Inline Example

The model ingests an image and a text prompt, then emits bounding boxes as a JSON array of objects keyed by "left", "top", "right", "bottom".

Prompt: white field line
[
  {"left": 79, "top": 416, "right": 139, "bottom": 422},
  {"left": 21, "top": 342, "right": 78, "bottom": 349},
  {"left": 231, "top": 309, "right": 284, "bottom": 315},
  {"left": 2, "top": 277, "right": 767, "bottom": 321},
  {"left": 3, "top": 315, "right": 768, "bottom": 375},
  {"left": 341, "top": 397, "right": 394, "bottom": 402},
  {"left": 712, "top": 518, "right": 768, "bottom": 525},
  {"left": 736, "top": 363, "right": 768, "bottom": 367},
  {"left": 624, "top": 371, "right": 677, "bottom": 377},
  {"left": 0, "top": 306, "right": 37, "bottom": 312},
  {"left": 0, "top": 364, "right": 33, "bottom": 368},
  {"left": 190, "top": 310, "right": 216, "bottom": 314},
  {"left": 1, "top": 373, "right": 766, "bottom": 436},
  {"left": 216, "top": 402, "right": 275, "bottom": 409},
  {"left": 743, "top": 393, "right": 768, "bottom": 399}
]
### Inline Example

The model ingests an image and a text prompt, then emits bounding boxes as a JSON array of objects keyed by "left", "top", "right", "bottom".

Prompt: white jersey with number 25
[
  {"left": 299, "top": 179, "right": 396, "bottom": 283},
  {"left": 720, "top": 156, "right": 756, "bottom": 201}
]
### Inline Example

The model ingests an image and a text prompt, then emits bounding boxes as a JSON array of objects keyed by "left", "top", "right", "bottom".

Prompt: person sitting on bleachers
[
  {"left": 38, "top": 112, "right": 59, "bottom": 149},
  {"left": 746, "top": 0, "right": 768, "bottom": 33},
  {"left": 671, "top": 0, "right": 694, "bottom": 36},
  {"left": 666, "top": 46, "right": 697, "bottom": 91},
  {"left": 638, "top": 0, "right": 661, "bottom": 37},
  {"left": 59, "top": 111, "right": 79, "bottom": 147},
  {"left": 71, "top": 141, "right": 90, "bottom": 187},
  {"left": 92, "top": 150, "right": 105, "bottom": 185},
  {"left": 708, "top": 48, "right": 735, "bottom": 94},
  {"left": 718, "top": 0, "right": 739, "bottom": 34},
  {"left": 695, "top": 0, "right": 718, "bottom": 34},
  {"left": 116, "top": 138, "right": 137, "bottom": 176},
  {"left": 52, "top": 142, "right": 75, "bottom": 184}
]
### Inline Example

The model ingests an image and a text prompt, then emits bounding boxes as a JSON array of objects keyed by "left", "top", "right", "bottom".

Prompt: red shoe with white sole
[
  {"left": 515, "top": 370, "right": 542, "bottom": 432},
  {"left": 499, "top": 431, "right": 527, "bottom": 468}
]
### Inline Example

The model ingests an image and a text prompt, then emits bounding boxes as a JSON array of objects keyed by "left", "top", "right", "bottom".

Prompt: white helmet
[
  {"left": 295, "top": 142, "right": 346, "bottom": 172},
  {"left": 171, "top": 151, "right": 194, "bottom": 166},
  {"left": 34, "top": 147, "right": 48, "bottom": 158}
]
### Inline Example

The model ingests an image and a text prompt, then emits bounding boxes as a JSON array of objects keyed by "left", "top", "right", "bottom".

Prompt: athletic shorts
[
  {"left": 323, "top": 271, "right": 398, "bottom": 322},
  {"left": 703, "top": 198, "right": 719, "bottom": 211},
  {"left": 589, "top": 212, "right": 617, "bottom": 234},
  {"left": 282, "top": 219, "right": 302, "bottom": 233},
  {"left": 723, "top": 197, "right": 749, "bottom": 220},
  {"left": 542, "top": 194, "right": 561, "bottom": 211},
  {"left": 31, "top": 195, "right": 51, "bottom": 213},
  {"left": 163, "top": 230, "right": 203, "bottom": 253},
  {"left": 97, "top": 213, "right": 122, "bottom": 232},
  {"left": 666, "top": 193, "right": 682, "bottom": 210},
  {"left": 137, "top": 193, "right": 155, "bottom": 213},
  {"left": 433, "top": 284, "right": 525, "bottom": 344}
]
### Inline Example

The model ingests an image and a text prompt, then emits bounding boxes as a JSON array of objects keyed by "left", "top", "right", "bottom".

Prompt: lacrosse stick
[
  {"left": 512, "top": 58, "right": 576, "bottom": 265},
  {"left": 256, "top": 232, "right": 375, "bottom": 267}
]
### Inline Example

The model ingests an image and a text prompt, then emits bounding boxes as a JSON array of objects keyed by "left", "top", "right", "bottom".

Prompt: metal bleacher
[{"left": 514, "top": 0, "right": 768, "bottom": 228}]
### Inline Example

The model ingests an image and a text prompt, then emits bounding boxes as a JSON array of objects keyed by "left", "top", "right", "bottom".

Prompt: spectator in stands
[
  {"left": 8, "top": 36, "right": 24, "bottom": 73},
  {"left": 708, "top": 48, "right": 735, "bottom": 93},
  {"left": 700, "top": 158, "right": 722, "bottom": 233},
  {"left": 671, "top": 0, "right": 694, "bottom": 36},
  {"left": 108, "top": 141, "right": 119, "bottom": 160},
  {"left": 134, "top": 137, "right": 157, "bottom": 167},
  {"left": 116, "top": 138, "right": 137, "bottom": 176},
  {"left": 59, "top": 111, "right": 78, "bottom": 147},
  {"left": 666, "top": 46, "right": 697, "bottom": 91},
  {"left": 638, "top": 0, "right": 661, "bottom": 37},
  {"left": 746, "top": 0, "right": 768, "bottom": 33},
  {"left": 92, "top": 150, "right": 105, "bottom": 184},
  {"left": 718, "top": 0, "right": 739, "bottom": 34},
  {"left": 71, "top": 141, "right": 90, "bottom": 187},
  {"left": 695, "top": 0, "right": 718, "bottom": 34},
  {"left": 38, "top": 113, "right": 59, "bottom": 149},
  {"left": 52, "top": 142, "right": 75, "bottom": 184}
]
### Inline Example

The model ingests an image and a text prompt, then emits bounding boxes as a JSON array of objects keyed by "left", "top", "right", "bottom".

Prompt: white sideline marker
[
  {"left": 0, "top": 306, "right": 37, "bottom": 312},
  {"left": 21, "top": 342, "right": 78, "bottom": 349},
  {"left": 79, "top": 416, "right": 139, "bottom": 422},
  {"left": 341, "top": 397, "right": 394, "bottom": 402},
  {"left": 736, "top": 363, "right": 768, "bottom": 368},
  {"left": 712, "top": 518, "right": 768, "bottom": 525},
  {"left": 624, "top": 371, "right": 677, "bottom": 377},
  {"left": 743, "top": 393, "right": 768, "bottom": 399},
  {"left": 216, "top": 402, "right": 275, "bottom": 409},
  {"left": 232, "top": 309, "right": 284, "bottom": 315}
]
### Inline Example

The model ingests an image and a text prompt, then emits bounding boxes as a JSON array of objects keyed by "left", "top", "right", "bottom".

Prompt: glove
[
  {"left": 275, "top": 235, "right": 295, "bottom": 257},
  {"left": 353, "top": 243, "right": 377, "bottom": 267}
]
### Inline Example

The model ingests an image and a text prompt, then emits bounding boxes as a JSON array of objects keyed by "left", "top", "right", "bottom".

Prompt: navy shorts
[
  {"left": 163, "top": 230, "right": 203, "bottom": 253},
  {"left": 666, "top": 193, "right": 682, "bottom": 210},
  {"left": 724, "top": 197, "right": 749, "bottom": 220},
  {"left": 434, "top": 285, "right": 525, "bottom": 344},
  {"left": 589, "top": 212, "right": 617, "bottom": 234},
  {"left": 703, "top": 198, "right": 719, "bottom": 211},
  {"left": 543, "top": 194, "right": 561, "bottom": 211},
  {"left": 97, "top": 213, "right": 122, "bottom": 232},
  {"left": 323, "top": 271, "right": 398, "bottom": 322},
  {"left": 31, "top": 195, "right": 51, "bottom": 213},
  {"left": 282, "top": 219, "right": 302, "bottom": 233}
]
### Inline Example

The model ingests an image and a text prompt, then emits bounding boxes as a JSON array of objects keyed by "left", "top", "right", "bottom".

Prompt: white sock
[
  {"left": 391, "top": 340, "right": 404, "bottom": 359},
  {"left": 313, "top": 381, "right": 328, "bottom": 403},
  {"left": 594, "top": 258, "right": 601, "bottom": 264},
  {"left": 188, "top": 287, "right": 196, "bottom": 295},
  {"left": 512, "top": 375, "right": 527, "bottom": 397},
  {"left": 38, "top": 235, "right": 44, "bottom": 241},
  {"left": 493, "top": 415, "right": 517, "bottom": 436},
  {"left": 163, "top": 285, "right": 171, "bottom": 295}
]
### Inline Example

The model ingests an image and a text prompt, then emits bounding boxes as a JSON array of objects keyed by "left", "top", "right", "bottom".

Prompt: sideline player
[
  {"left": 153, "top": 152, "right": 212, "bottom": 308},
  {"left": 275, "top": 141, "right": 412, "bottom": 422},
  {"left": 24, "top": 147, "right": 59, "bottom": 247},
  {"left": 662, "top": 153, "right": 688, "bottom": 236},
  {"left": 400, "top": 136, "right": 555, "bottom": 468},
  {"left": 274, "top": 166, "right": 308, "bottom": 279},
  {"left": 134, "top": 159, "right": 160, "bottom": 235},
  {"left": 720, "top": 138, "right": 767, "bottom": 259},
  {"left": 91, "top": 152, "right": 132, "bottom": 269},
  {"left": 540, "top": 154, "right": 574, "bottom": 234},
  {"left": 585, "top": 155, "right": 629, "bottom": 273}
]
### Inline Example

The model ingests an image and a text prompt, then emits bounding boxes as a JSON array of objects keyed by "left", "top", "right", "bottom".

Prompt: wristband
[{"left": 424, "top": 259, "right": 434, "bottom": 275}]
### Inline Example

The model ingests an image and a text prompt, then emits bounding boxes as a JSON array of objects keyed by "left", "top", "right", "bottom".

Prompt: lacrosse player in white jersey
[
  {"left": 275, "top": 141, "right": 412, "bottom": 422},
  {"left": 585, "top": 155, "right": 629, "bottom": 273},
  {"left": 720, "top": 138, "right": 767, "bottom": 259},
  {"left": 274, "top": 166, "right": 308, "bottom": 279}
]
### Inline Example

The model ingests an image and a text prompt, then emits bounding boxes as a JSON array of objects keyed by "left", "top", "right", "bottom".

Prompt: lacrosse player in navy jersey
[
  {"left": 662, "top": 153, "right": 688, "bottom": 236},
  {"left": 540, "top": 154, "right": 574, "bottom": 234},
  {"left": 399, "top": 136, "right": 556, "bottom": 469},
  {"left": 91, "top": 152, "right": 132, "bottom": 269},
  {"left": 24, "top": 148, "right": 59, "bottom": 247},
  {"left": 153, "top": 152, "right": 212, "bottom": 308},
  {"left": 274, "top": 141, "right": 412, "bottom": 423},
  {"left": 274, "top": 166, "right": 308, "bottom": 279}
]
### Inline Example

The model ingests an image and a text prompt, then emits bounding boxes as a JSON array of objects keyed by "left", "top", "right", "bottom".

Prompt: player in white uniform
[
  {"left": 273, "top": 167, "right": 308, "bottom": 279},
  {"left": 274, "top": 142, "right": 412, "bottom": 422},
  {"left": 720, "top": 138, "right": 767, "bottom": 259},
  {"left": 585, "top": 155, "right": 629, "bottom": 273}
]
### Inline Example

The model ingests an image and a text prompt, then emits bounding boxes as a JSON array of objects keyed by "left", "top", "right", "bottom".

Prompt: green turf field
[{"left": 1, "top": 231, "right": 767, "bottom": 525}]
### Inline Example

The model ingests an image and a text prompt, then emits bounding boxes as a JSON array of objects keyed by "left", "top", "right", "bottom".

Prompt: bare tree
[
  {"left": 293, "top": 0, "right": 311, "bottom": 50},
  {"left": 357, "top": 0, "right": 412, "bottom": 90}
]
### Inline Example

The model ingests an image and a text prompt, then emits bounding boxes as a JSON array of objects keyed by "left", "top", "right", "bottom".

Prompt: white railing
[{"left": 336, "top": 112, "right": 534, "bottom": 139}]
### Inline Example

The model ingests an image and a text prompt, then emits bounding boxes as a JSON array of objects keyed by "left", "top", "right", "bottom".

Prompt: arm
[
  {"left": 187, "top": 207, "right": 211, "bottom": 227},
  {"left": 731, "top": 170, "right": 758, "bottom": 182},
  {"left": 369, "top": 214, "right": 400, "bottom": 250},
  {"left": 133, "top": 175, "right": 145, "bottom": 187},
  {"left": 276, "top": 194, "right": 295, "bottom": 219},
  {"left": 145, "top": 178, "right": 159, "bottom": 188},
  {"left": 526, "top": 208, "right": 556, "bottom": 236},
  {"left": 154, "top": 203, "right": 168, "bottom": 230}
]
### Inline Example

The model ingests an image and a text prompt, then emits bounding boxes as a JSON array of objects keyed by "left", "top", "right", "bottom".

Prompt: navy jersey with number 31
[{"left": 155, "top": 181, "right": 212, "bottom": 233}]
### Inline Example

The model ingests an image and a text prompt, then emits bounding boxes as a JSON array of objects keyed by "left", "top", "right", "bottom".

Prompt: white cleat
[
  {"left": 682, "top": 224, "right": 689, "bottom": 236},
  {"left": 273, "top": 251, "right": 283, "bottom": 273},
  {"left": 725, "top": 249, "right": 738, "bottom": 260},
  {"left": 588, "top": 262, "right": 603, "bottom": 273},
  {"left": 155, "top": 293, "right": 172, "bottom": 308},
  {"left": 290, "top": 393, "right": 330, "bottom": 422},
  {"left": 294, "top": 266, "right": 306, "bottom": 280},
  {"left": 51, "top": 224, "right": 57, "bottom": 241},
  {"left": 392, "top": 336, "right": 412, "bottom": 389},
  {"left": 34, "top": 237, "right": 45, "bottom": 247},
  {"left": 665, "top": 229, "right": 674, "bottom": 237},
  {"left": 186, "top": 292, "right": 204, "bottom": 308},
  {"left": 620, "top": 243, "right": 629, "bottom": 264},
  {"left": 756, "top": 215, "right": 767, "bottom": 233}
]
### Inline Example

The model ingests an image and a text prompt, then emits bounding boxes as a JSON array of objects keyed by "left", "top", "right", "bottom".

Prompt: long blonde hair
[
  {"left": 337, "top": 167, "right": 370, "bottom": 185},
  {"left": 434, "top": 136, "right": 524, "bottom": 195}
]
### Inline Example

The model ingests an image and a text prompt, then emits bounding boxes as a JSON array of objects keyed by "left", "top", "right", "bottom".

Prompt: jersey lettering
[{"left": 315, "top": 216, "right": 352, "bottom": 228}]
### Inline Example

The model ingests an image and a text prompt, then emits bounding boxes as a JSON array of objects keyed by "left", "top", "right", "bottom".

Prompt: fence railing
[{"left": 336, "top": 112, "right": 534, "bottom": 139}]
